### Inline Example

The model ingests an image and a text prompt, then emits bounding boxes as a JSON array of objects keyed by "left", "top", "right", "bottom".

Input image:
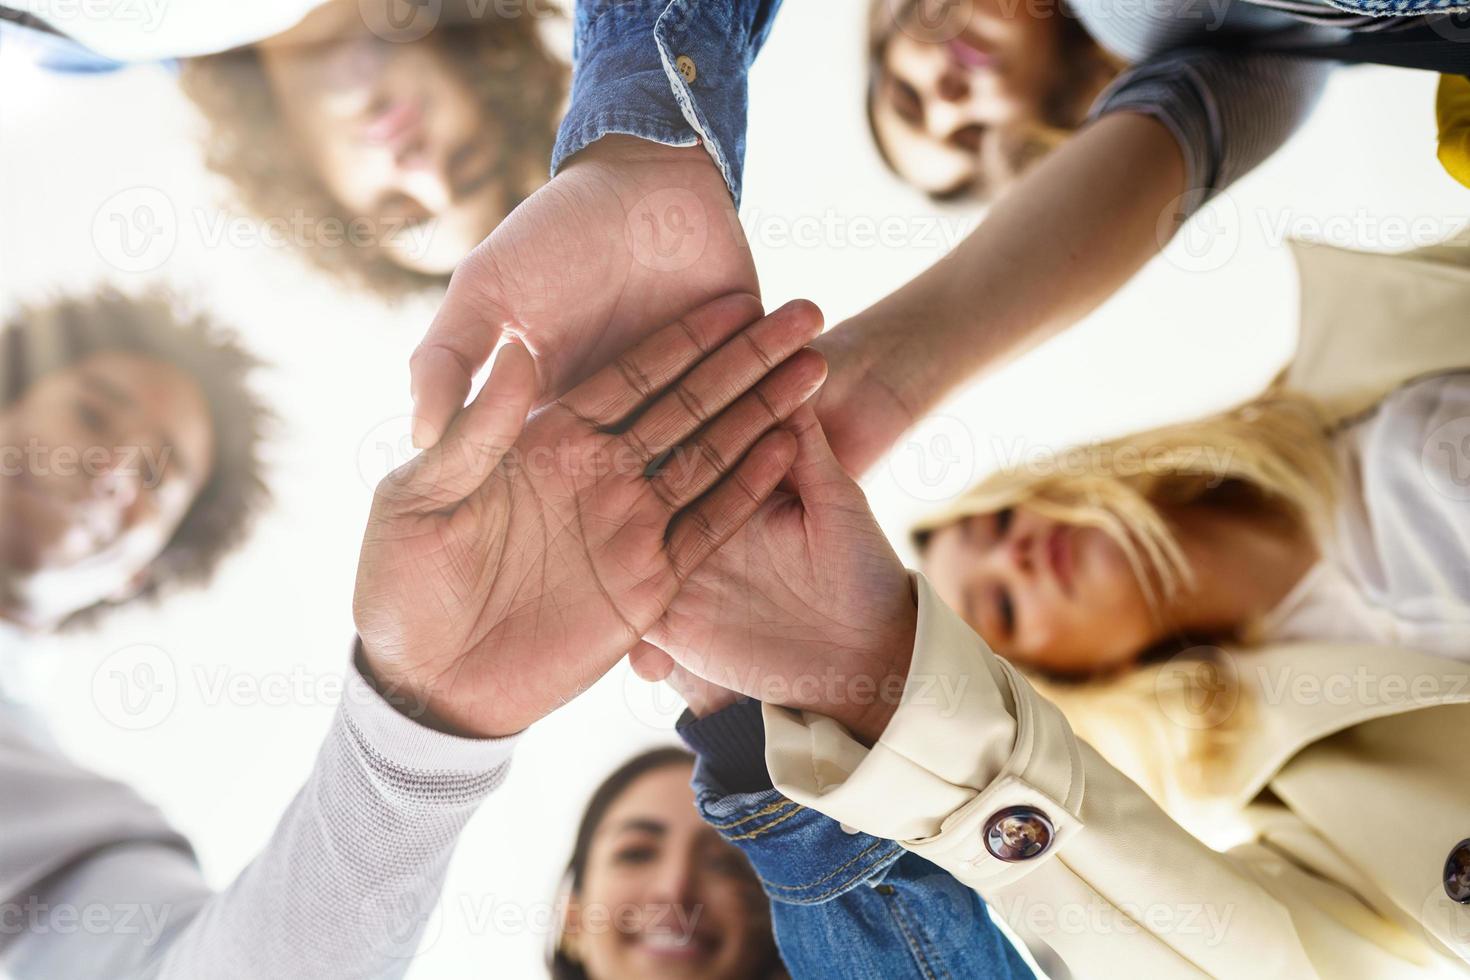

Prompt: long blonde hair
[
  {"left": 914, "top": 389, "right": 1341, "bottom": 612},
  {"left": 914, "top": 388, "right": 1342, "bottom": 810}
]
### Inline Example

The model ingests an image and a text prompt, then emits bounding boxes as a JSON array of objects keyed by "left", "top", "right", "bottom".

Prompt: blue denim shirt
[
  {"left": 550, "top": 0, "right": 783, "bottom": 205},
  {"left": 680, "top": 700, "right": 1035, "bottom": 980}
]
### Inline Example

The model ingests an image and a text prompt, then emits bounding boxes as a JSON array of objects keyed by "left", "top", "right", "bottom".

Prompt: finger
[
  {"left": 628, "top": 640, "right": 675, "bottom": 682},
  {"left": 623, "top": 299, "right": 824, "bottom": 464},
  {"left": 392, "top": 341, "right": 537, "bottom": 509},
  {"left": 409, "top": 271, "right": 514, "bottom": 449},
  {"left": 557, "top": 293, "right": 763, "bottom": 428},
  {"left": 783, "top": 403, "right": 858, "bottom": 507},
  {"left": 649, "top": 348, "right": 826, "bottom": 511},
  {"left": 666, "top": 428, "right": 797, "bottom": 579}
]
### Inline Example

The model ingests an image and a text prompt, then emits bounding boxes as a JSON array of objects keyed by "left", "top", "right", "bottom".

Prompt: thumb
[
  {"left": 390, "top": 341, "right": 537, "bottom": 510},
  {"left": 784, "top": 404, "right": 860, "bottom": 509}
]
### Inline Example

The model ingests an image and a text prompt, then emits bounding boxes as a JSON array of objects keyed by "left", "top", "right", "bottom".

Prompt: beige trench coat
[{"left": 765, "top": 238, "right": 1470, "bottom": 978}]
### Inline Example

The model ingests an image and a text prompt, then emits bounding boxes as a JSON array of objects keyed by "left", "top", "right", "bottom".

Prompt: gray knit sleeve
[
  {"left": 1089, "top": 49, "right": 1331, "bottom": 215},
  {"left": 1, "top": 656, "right": 517, "bottom": 979}
]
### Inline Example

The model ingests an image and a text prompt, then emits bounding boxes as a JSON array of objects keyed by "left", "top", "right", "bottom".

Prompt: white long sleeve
[{"left": 0, "top": 652, "right": 516, "bottom": 979}]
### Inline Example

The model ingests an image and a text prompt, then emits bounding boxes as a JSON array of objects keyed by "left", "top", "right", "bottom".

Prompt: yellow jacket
[{"left": 765, "top": 238, "right": 1470, "bottom": 978}]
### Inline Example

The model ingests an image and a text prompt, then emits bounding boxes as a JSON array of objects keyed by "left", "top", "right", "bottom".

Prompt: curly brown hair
[
  {"left": 180, "top": 10, "right": 567, "bottom": 299},
  {"left": 1, "top": 289, "right": 273, "bottom": 628}
]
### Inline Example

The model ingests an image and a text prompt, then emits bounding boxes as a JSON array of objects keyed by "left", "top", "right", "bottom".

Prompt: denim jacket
[
  {"left": 551, "top": 0, "right": 782, "bottom": 204},
  {"left": 679, "top": 700, "right": 1035, "bottom": 980}
]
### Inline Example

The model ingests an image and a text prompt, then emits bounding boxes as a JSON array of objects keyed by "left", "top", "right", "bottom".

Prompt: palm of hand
[
  {"left": 360, "top": 295, "right": 829, "bottom": 738},
  {"left": 366, "top": 410, "right": 683, "bottom": 735},
  {"left": 413, "top": 137, "right": 758, "bottom": 443},
  {"left": 648, "top": 412, "right": 914, "bottom": 706}
]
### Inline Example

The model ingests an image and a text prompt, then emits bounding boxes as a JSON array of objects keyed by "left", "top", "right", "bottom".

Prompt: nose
[
  {"left": 1008, "top": 530, "right": 1038, "bottom": 578},
  {"left": 936, "top": 66, "right": 970, "bottom": 103},
  {"left": 646, "top": 850, "right": 698, "bottom": 909},
  {"left": 90, "top": 453, "right": 142, "bottom": 512}
]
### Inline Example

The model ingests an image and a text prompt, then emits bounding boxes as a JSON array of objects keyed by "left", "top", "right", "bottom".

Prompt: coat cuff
[{"left": 764, "top": 572, "right": 1086, "bottom": 887}]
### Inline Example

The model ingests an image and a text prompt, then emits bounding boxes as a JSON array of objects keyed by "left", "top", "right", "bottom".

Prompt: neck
[{"left": 1160, "top": 503, "right": 1318, "bottom": 640}]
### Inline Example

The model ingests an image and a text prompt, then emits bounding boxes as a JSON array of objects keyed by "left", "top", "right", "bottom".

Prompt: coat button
[
  {"left": 984, "top": 806, "right": 1054, "bottom": 862},
  {"left": 1446, "top": 839, "right": 1470, "bottom": 904},
  {"left": 675, "top": 54, "right": 697, "bottom": 83}
]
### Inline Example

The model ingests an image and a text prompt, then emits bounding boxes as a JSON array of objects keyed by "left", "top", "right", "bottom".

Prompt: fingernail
[{"left": 411, "top": 417, "right": 435, "bottom": 450}]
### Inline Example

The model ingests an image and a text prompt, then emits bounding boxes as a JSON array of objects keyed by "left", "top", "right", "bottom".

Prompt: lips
[
  {"left": 947, "top": 35, "right": 994, "bottom": 70},
  {"left": 364, "top": 97, "right": 423, "bottom": 146},
  {"left": 635, "top": 929, "right": 717, "bottom": 962}
]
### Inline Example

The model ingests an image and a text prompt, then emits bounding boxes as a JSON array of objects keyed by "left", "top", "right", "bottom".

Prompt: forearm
[
  {"left": 682, "top": 701, "right": 1032, "bottom": 979},
  {"left": 815, "top": 111, "right": 1185, "bottom": 476},
  {"left": 5, "top": 658, "right": 515, "bottom": 980},
  {"left": 761, "top": 575, "right": 1347, "bottom": 979}
]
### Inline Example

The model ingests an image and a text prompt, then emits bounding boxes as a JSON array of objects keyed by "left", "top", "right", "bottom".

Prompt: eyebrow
[
  {"left": 84, "top": 372, "right": 193, "bottom": 479},
  {"left": 612, "top": 818, "right": 667, "bottom": 837},
  {"left": 86, "top": 372, "right": 135, "bottom": 408}
]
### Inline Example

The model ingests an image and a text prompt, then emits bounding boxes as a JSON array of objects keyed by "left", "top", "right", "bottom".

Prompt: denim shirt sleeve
[
  {"left": 551, "top": 0, "right": 784, "bottom": 205},
  {"left": 681, "top": 702, "right": 1036, "bottom": 979}
]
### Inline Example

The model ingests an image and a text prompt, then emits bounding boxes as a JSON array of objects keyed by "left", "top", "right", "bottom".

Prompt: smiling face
[
  {"left": 567, "top": 762, "right": 773, "bottom": 980},
  {"left": 0, "top": 353, "right": 214, "bottom": 629},
  {"left": 257, "top": 31, "right": 518, "bottom": 275},
  {"left": 872, "top": 0, "right": 1067, "bottom": 194},
  {"left": 922, "top": 506, "right": 1159, "bottom": 676}
]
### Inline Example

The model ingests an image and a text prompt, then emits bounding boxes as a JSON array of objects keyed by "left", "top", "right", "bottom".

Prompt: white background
[{"left": 1, "top": 0, "right": 1466, "bottom": 976}]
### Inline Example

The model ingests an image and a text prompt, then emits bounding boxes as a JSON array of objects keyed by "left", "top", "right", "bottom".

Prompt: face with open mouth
[
  {"left": 0, "top": 352, "right": 212, "bottom": 628},
  {"left": 254, "top": 13, "right": 522, "bottom": 276},
  {"left": 564, "top": 761, "right": 775, "bottom": 979},
  {"left": 872, "top": 0, "right": 1069, "bottom": 195}
]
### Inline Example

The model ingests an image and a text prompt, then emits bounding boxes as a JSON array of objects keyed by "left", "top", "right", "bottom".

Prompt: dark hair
[
  {"left": 179, "top": 8, "right": 567, "bottom": 298},
  {"left": 549, "top": 747, "right": 784, "bottom": 980},
  {"left": 865, "top": 0, "right": 1117, "bottom": 200},
  {"left": 550, "top": 748, "right": 695, "bottom": 979},
  {"left": 1, "top": 289, "right": 272, "bottom": 627}
]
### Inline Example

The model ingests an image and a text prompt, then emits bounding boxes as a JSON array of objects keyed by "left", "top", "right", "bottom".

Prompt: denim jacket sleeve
[
  {"left": 550, "top": 0, "right": 784, "bottom": 205},
  {"left": 680, "top": 701, "right": 1035, "bottom": 980}
]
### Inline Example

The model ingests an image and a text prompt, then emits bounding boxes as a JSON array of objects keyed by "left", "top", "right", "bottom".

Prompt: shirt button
[
  {"left": 1446, "top": 838, "right": 1470, "bottom": 904},
  {"left": 984, "top": 806, "right": 1055, "bottom": 863},
  {"left": 675, "top": 54, "right": 697, "bottom": 84}
]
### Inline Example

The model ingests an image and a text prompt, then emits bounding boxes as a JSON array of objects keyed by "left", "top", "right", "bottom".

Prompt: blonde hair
[
  {"left": 915, "top": 389, "right": 1341, "bottom": 811},
  {"left": 914, "top": 389, "right": 1340, "bottom": 612}
]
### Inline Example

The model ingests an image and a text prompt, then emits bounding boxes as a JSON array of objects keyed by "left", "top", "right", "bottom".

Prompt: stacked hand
[
  {"left": 410, "top": 136, "right": 758, "bottom": 449},
  {"left": 634, "top": 405, "right": 918, "bottom": 745},
  {"left": 354, "top": 295, "right": 826, "bottom": 738}
]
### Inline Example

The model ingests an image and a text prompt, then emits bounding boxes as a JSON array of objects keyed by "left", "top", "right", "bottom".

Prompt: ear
[
  {"left": 559, "top": 896, "right": 582, "bottom": 963},
  {"left": 107, "top": 568, "right": 151, "bottom": 604}
]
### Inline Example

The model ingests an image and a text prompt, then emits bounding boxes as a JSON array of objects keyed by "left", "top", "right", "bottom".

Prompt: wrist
[
  {"left": 566, "top": 134, "right": 713, "bottom": 172},
  {"left": 797, "top": 584, "right": 918, "bottom": 747},
  {"left": 355, "top": 639, "right": 516, "bottom": 740}
]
